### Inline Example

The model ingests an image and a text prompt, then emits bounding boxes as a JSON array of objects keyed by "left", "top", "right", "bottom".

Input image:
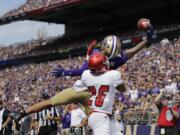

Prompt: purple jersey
[
  {"left": 64, "top": 50, "right": 128, "bottom": 76},
  {"left": 109, "top": 51, "right": 128, "bottom": 69}
]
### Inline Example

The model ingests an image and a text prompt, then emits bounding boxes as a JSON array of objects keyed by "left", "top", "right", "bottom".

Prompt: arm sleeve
[
  {"left": 64, "top": 61, "right": 88, "bottom": 76},
  {"left": 112, "top": 51, "right": 128, "bottom": 69},
  {"left": 113, "top": 71, "right": 124, "bottom": 87},
  {"left": 121, "top": 51, "right": 129, "bottom": 64}
]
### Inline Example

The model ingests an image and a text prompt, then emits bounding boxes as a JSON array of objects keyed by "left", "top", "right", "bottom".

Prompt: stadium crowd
[
  {"left": 0, "top": 38, "right": 56, "bottom": 60},
  {"left": 1, "top": 0, "right": 67, "bottom": 18},
  {"left": 0, "top": 34, "right": 179, "bottom": 134},
  {"left": 119, "top": 38, "right": 180, "bottom": 125}
]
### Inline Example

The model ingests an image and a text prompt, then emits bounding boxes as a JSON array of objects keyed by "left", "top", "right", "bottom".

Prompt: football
[{"left": 137, "top": 18, "right": 151, "bottom": 30}]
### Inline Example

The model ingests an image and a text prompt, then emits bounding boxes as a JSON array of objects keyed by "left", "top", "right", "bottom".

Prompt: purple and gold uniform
[{"left": 60, "top": 50, "right": 128, "bottom": 76}]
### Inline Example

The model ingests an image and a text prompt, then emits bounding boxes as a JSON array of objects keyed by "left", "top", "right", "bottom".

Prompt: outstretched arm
[
  {"left": 125, "top": 19, "right": 154, "bottom": 59},
  {"left": 125, "top": 39, "right": 148, "bottom": 59},
  {"left": 63, "top": 61, "right": 88, "bottom": 76},
  {"left": 52, "top": 40, "right": 98, "bottom": 78},
  {"left": 52, "top": 60, "right": 88, "bottom": 77}
]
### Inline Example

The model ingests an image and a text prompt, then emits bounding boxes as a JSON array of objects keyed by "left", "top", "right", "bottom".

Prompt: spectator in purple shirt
[{"left": 61, "top": 105, "right": 71, "bottom": 135}]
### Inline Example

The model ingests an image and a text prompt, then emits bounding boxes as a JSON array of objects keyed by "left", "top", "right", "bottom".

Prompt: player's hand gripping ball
[{"left": 137, "top": 18, "right": 151, "bottom": 31}]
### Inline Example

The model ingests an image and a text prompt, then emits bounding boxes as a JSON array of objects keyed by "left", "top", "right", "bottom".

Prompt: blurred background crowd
[{"left": 1, "top": 0, "right": 66, "bottom": 18}]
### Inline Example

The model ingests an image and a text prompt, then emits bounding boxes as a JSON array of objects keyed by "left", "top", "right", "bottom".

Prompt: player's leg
[
  {"left": 25, "top": 87, "right": 91, "bottom": 114},
  {"left": 50, "top": 87, "right": 91, "bottom": 106},
  {"left": 88, "top": 112, "right": 111, "bottom": 135},
  {"left": 110, "top": 119, "right": 124, "bottom": 135},
  {"left": 13, "top": 87, "right": 92, "bottom": 122},
  {"left": 51, "top": 88, "right": 92, "bottom": 114}
]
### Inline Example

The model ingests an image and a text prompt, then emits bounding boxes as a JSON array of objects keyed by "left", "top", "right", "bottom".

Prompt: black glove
[{"left": 145, "top": 25, "right": 154, "bottom": 46}]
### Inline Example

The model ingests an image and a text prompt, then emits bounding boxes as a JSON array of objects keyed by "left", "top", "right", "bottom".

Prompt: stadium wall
[
  {"left": 65, "top": 24, "right": 97, "bottom": 36},
  {"left": 124, "top": 125, "right": 159, "bottom": 135},
  {"left": 65, "top": 18, "right": 114, "bottom": 37}
]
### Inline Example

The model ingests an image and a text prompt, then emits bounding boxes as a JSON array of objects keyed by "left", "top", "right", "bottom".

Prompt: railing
[{"left": 121, "top": 109, "right": 158, "bottom": 125}]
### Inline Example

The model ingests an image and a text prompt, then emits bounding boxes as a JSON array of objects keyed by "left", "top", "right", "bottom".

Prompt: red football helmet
[{"left": 88, "top": 52, "right": 109, "bottom": 72}]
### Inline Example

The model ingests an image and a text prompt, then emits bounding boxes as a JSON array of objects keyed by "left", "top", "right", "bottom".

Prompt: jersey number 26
[{"left": 88, "top": 85, "right": 109, "bottom": 107}]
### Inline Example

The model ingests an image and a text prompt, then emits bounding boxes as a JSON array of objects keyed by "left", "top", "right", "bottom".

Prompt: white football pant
[{"left": 88, "top": 112, "right": 124, "bottom": 135}]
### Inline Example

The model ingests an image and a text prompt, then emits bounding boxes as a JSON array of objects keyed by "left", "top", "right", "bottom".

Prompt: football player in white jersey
[
  {"left": 14, "top": 53, "right": 126, "bottom": 135},
  {"left": 73, "top": 52, "right": 126, "bottom": 135}
]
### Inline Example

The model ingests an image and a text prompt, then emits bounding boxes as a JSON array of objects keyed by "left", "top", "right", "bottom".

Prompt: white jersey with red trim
[{"left": 73, "top": 70, "right": 123, "bottom": 114}]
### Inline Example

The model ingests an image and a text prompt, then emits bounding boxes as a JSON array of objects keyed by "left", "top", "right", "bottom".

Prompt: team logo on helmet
[{"left": 101, "top": 35, "right": 121, "bottom": 59}]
